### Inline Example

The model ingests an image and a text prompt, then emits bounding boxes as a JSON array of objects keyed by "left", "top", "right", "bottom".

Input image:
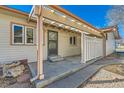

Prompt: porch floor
[
  {"left": 28, "top": 56, "right": 100, "bottom": 87},
  {"left": 29, "top": 56, "right": 81, "bottom": 79}
]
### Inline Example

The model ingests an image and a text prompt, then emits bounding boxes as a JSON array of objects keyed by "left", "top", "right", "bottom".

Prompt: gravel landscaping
[{"left": 82, "top": 64, "right": 124, "bottom": 88}]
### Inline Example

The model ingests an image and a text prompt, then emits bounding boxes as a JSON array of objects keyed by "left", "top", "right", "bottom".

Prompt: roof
[
  {"left": 0, "top": 5, "right": 104, "bottom": 37},
  {"left": 100, "top": 26, "right": 121, "bottom": 39},
  {"left": 0, "top": 5, "right": 29, "bottom": 16},
  {"left": 0, "top": 5, "right": 100, "bottom": 30}
]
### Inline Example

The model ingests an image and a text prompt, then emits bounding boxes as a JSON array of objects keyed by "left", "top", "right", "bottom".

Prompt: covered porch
[{"left": 28, "top": 5, "right": 104, "bottom": 83}]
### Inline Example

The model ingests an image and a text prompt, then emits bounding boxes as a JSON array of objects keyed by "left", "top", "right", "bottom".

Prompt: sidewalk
[{"left": 46, "top": 56, "right": 124, "bottom": 88}]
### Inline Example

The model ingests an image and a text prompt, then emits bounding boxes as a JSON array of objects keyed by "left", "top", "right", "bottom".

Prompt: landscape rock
[
  {"left": 3, "top": 61, "right": 21, "bottom": 69},
  {"left": 4, "top": 65, "right": 25, "bottom": 78}
]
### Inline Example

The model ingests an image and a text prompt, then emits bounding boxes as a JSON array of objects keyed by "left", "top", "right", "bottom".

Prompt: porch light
[
  {"left": 71, "top": 19, "right": 75, "bottom": 22},
  {"left": 113, "top": 28, "right": 116, "bottom": 31},
  {"left": 83, "top": 25, "right": 87, "bottom": 28},
  {"left": 51, "top": 21, "right": 55, "bottom": 24},
  {"left": 50, "top": 9, "right": 55, "bottom": 13},
  {"left": 87, "top": 27, "right": 91, "bottom": 30},
  {"left": 74, "top": 28, "right": 78, "bottom": 31},
  {"left": 70, "top": 27, "right": 75, "bottom": 30},
  {"left": 75, "top": 29, "right": 79, "bottom": 32},
  {"left": 91, "top": 28, "right": 94, "bottom": 31},
  {"left": 62, "top": 15, "right": 66, "bottom": 18},
  {"left": 65, "top": 26, "right": 69, "bottom": 29},
  {"left": 42, "top": 18, "right": 45, "bottom": 21},
  {"left": 59, "top": 24, "right": 63, "bottom": 27},
  {"left": 78, "top": 22, "right": 82, "bottom": 25}
]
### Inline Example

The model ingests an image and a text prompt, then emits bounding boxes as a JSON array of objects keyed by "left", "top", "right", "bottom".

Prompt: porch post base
[
  {"left": 38, "top": 74, "right": 44, "bottom": 80},
  {"left": 80, "top": 59, "right": 86, "bottom": 64}
]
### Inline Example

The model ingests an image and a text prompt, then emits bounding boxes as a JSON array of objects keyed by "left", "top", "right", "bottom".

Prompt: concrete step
[{"left": 48, "top": 55, "right": 64, "bottom": 62}]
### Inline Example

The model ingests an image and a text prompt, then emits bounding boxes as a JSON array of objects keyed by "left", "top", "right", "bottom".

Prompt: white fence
[{"left": 84, "top": 35, "right": 103, "bottom": 62}]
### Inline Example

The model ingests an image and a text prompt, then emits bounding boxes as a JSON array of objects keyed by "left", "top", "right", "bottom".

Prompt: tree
[{"left": 106, "top": 5, "right": 124, "bottom": 28}]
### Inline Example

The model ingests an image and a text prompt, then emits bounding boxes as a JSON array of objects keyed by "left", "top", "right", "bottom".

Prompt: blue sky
[
  {"left": 61, "top": 5, "right": 111, "bottom": 28},
  {"left": 7, "top": 5, "right": 124, "bottom": 38}
]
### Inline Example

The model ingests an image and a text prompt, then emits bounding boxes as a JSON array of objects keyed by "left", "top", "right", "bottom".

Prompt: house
[
  {"left": 0, "top": 5, "right": 120, "bottom": 80},
  {"left": 100, "top": 26, "right": 120, "bottom": 56}
]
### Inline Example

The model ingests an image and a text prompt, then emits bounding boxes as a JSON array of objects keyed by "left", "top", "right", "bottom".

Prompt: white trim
[
  {"left": 28, "top": 5, "right": 35, "bottom": 22},
  {"left": 12, "top": 24, "right": 25, "bottom": 45},
  {"left": 25, "top": 26, "right": 35, "bottom": 45}
]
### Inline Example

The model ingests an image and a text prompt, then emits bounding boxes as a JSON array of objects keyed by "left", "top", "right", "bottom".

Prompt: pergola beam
[{"left": 28, "top": 5, "right": 35, "bottom": 22}]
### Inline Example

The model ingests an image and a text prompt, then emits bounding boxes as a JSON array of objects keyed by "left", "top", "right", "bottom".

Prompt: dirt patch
[
  {"left": 0, "top": 60, "right": 34, "bottom": 88},
  {"left": 103, "top": 64, "right": 124, "bottom": 76}
]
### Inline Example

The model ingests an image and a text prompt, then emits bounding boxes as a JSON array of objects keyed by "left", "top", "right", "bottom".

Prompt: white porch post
[
  {"left": 35, "top": 5, "right": 44, "bottom": 80},
  {"left": 81, "top": 32, "right": 86, "bottom": 63}
]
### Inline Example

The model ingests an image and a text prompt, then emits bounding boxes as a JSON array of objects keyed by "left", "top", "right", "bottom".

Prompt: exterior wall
[
  {"left": 0, "top": 11, "right": 81, "bottom": 64},
  {"left": 0, "top": 12, "right": 37, "bottom": 64},
  {"left": 44, "top": 26, "right": 81, "bottom": 58},
  {"left": 106, "top": 32, "right": 116, "bottom": 56}
]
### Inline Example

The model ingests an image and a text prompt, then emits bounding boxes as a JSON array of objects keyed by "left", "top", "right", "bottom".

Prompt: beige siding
[
  {"left": 0, "top": 12, "right": 81, "bottom": 64},
  {"left": 45, "top": 26, "right": 81, "bottom": 58},
  {"left": 106, "top": 32, "right": 115, "bottom": 56},
  {"left": 0, "top": 12, "right": 37, "bottom": 64}
]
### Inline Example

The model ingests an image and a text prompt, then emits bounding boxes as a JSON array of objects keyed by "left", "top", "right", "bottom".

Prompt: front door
[{"left": 48, "top": 30, "right": 58, "bottom": 56}]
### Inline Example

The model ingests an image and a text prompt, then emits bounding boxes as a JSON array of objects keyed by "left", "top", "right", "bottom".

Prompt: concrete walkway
[
  {"left": 29, "top": 56, "right": 124, "bottom": 88},
  {"left": 46, "top": 56, "right": 124, "bottom": 88}
]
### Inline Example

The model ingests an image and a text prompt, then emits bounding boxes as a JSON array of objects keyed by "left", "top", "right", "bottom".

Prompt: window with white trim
[
  {"left": 25, "top": 27, "right": 34, "bottom": 44},
  {"left": 12, "top": 23, "right": 35, "bottom": 45},
  {"left": 12, "top": 24, "right": 24, "bottom": 44}
]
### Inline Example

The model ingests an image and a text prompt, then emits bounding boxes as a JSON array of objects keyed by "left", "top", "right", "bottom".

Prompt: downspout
[{"left": 30, "top": 5, "right": 44, "bottom": 82}]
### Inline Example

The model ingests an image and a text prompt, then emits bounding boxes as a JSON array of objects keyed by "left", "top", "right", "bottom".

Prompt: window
[
  {"left": 12, "top": 23, "right": 35, "bottom": 45},
  {"left": 69, "top": 36, "right": 76, "bottom": 45},
  {"left": 70, "top": 37, "right": 73, "bottom": 44},
  {"left": 105, "top": 33, "right": 108, "bottom": 40},
  {"left": 73, "top": 37, "right": 76, "bottom": 45},
  {"left": 12, "top": 24, "right": 24, "bottom": 44},
  {"left": 25, "top": 27, "right": 34, "bottom": 44}
]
